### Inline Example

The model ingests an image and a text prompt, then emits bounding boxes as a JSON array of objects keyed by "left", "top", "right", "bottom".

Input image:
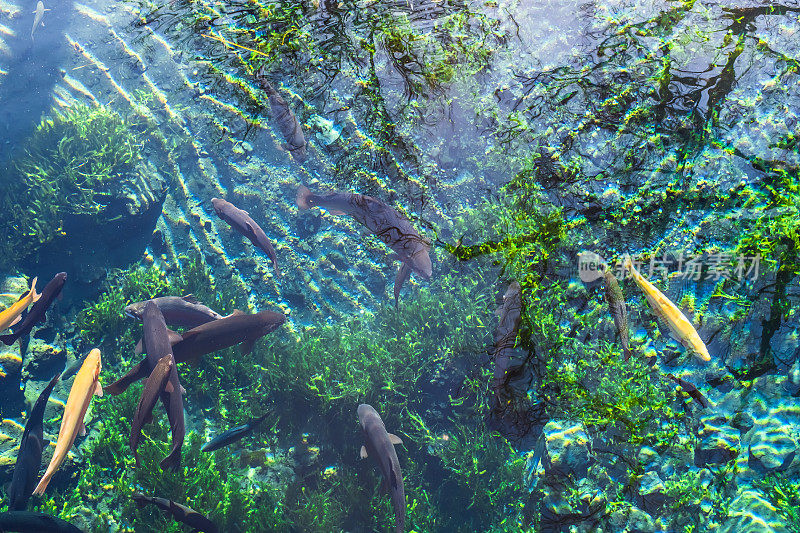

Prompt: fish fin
[
  {"left": 360, "top": 445, "right": 368, "bottom": 459},
  {"left": 394, "top": 263, "right": 411, "bottom": 308},
  {"left": 182, "top": 294, "right": 200, "bottom": 304},
  {"left": 134, "top": 338, "right": 144, "bottom": 355},
  {"left": 9, "top": 314, "right": 22, "bottom": 327},
  {"left": 180, "top": 385, "right": 186, "bottom": 395},
  {"left": 167, "top": 329, "right": 183, "bottom": 345},
  {"left": 230, "top": 309, "right": 246, "bottom": 316},
  {"left": 0, "top": 334, "right": 16, "bottom": 346},
  {"left": 165, "top": 381, "right": 174, "bottom": 394},
  {"left": 388, "top": 433, "right": 403, "bottom": 446},
  {"left": 94, "top": 381, "right": 103, "bottom": 397},
  {"left": 10, "top": 307, "right": 28, "bottom": 333},
  {"left": 328, "top": 209, "right": 346, "bottom": 216},
  {"left": 240, "top": 338, "right": 255, "bottom": 356},
  {"left": 30, "top": 277, "right": 40, "bottom": 303},
  {"left": 245, "top": 221, "right": 256, "bottom": 235},
  {"left": 78, "top": 421, "right": 86, "bottom": 437}
]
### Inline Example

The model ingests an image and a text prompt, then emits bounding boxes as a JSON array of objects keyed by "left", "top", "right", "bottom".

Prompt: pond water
[{"left": 0, "top": 0, "right": 799, "bottom": 531}]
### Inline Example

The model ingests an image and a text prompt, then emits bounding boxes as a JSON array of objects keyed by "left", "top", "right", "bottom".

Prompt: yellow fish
[
  {"left": 33, "top": 348, "right": 103, "bottom": 495},
  {"left": 0, "top": 277, "right": 40, "bottom": 332},
  {"left": 624, "top": 256, "right": 710, "bottom": 362}
]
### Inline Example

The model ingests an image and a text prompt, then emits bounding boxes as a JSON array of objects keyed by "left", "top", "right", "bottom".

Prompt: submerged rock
[
  {"left": 538, "top": 477, "right": 605, "bottom": 533},
  {"left": 719, "top": 490, "right": 790, "bottom": 533},
  {"left": 637, "top": 471, "right": 666, "bottom": 514},
  {"left": 744, "top": 420, "right": 798, "bottom": 473},
  {"left": 695, "top": 415, "right": 740, "bottom": 467},
  {"left": 543, "top": 420, "right": 593, "bottom": 479}
]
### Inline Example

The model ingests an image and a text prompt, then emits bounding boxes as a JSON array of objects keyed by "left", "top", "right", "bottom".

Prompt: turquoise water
[{"left": 0, "top": 0, "right": 799, "bottom": 531}]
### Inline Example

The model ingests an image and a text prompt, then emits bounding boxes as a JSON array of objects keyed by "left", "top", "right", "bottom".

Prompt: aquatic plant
[
  {"left": 0, "top": 104, "right": 144, "bottom": 268},
  {"left": 75, "top": 264, "right": 170, "bottom": 355},
  {"left": 407, "top": 407, "right": 527, "bottom": 530},
  {"left": 755, "top": 473, "right": 800, "bottom": 532},
  {"left": 26, "top": 380, "right": 289, "bottom": 532},
  {"left": 259, "top": 267, "right": 492, "bottom": 433},
  {"left": 542, "top": 341, "right": 686, "bottom": 449}
]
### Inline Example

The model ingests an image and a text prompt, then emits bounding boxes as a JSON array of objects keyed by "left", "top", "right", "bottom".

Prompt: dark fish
[
  {"left": 130, "top": 355, "right": 173, "bottom": 467},
  {"left": 105, "top": 311, "right": 285, "bottom": 395},
  {"left": 8, "top": 373, "right": 60, "bottom": 510},
  {"left": 159, "top": 363, "right": 185, "bottom": 472},
  {"left": 297, "top": 186, "right": 432, "bottom": 289},
  {"left": 0, "top": 273, "right": 66, "bottom": 347},
  {"left": 666, "top": 373, "right": 710, "bottom": 409},
  {"left": 0, "top": 511, "right": 83, "bottom": 533},
  {"left": 133, "top": 328, "right": 182, "bottom": 356},
  {"left": 211, "top": 198, "right": 280, "bottom": 277},
  {"left": 132, "top": 493, "right": 219, "bottom": 533},
  {"left": 172, "top": 310, "right": 286, "bottom": 364},
  {"left": 603, "top": 269, "right": 631, "bottom": 360},
  {"left": 357, "top": 404, "right": 405, "bottom": 533},
  {"left": 256, "top": 76, "right": 306, "bottom": 162},
  {"left": 138, "top": 302, "right": 185, "bottom": 471},
  {"left": 492, "top": 281, "right": 522, "bottom": 392},
  {"left": 125, "top": 295, "right": 226, "bottom": 329},
  {"left": 201, "top": 412, "right": 272, "bottom": 452}
]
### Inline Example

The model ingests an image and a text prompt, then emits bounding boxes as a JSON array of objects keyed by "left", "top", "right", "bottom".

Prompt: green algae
[
  {"left": 3, "top": 0, "right": 799, "bottom": 531},
  {"left": 0, "top": 105, "right": 144, "bottom": 269},
  {"left": 755, "top": 474, "right": 800, "bottom": 532}
]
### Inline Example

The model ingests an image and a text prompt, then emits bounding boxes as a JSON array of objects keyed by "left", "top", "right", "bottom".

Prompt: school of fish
[{"left": 0, "top": 65, "right": 716, "bottom": 533}]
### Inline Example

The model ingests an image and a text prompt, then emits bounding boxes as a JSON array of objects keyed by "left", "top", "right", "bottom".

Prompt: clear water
[{"left": 0, "top": 0, "right": 799, "bottom": 531}]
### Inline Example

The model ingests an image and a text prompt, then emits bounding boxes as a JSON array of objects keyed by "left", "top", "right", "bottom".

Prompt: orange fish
[
  {"left": 0, "top": 277, "right": 40, "bottom": 332},
  {"left": 624, "top": 256, "right": 710, "bottom": 362},
  {"left": 33, "top": 348, "right": 103, "bottom": 495}
]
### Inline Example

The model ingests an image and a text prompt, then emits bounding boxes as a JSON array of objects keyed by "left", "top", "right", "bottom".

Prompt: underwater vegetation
[
  {"left": 0, "top": 105, "right": 145, "bottom": 269},
  {"left": 5, "top": 256, "right": 535, "bottom": 531},
  {"left": 1, "top": 0, "right": 798, "bottom": 529},
  {"left": 756, "top": 474, "right": 800, "bottom": 533}
]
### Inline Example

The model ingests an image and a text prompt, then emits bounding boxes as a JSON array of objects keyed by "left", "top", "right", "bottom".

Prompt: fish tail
[
  {"left": 32, "top": 471, "right": 52, "bottom": 495},
  {"left": 30, "top": 277, "right": 41, "bottom": 303},
  {"left": 159, "top": 447, "right": 181, "bottom": 471},
  {"left": 296, "top": 185, "right": 312, "bottom": 209},
  {"left": 132, "top": 492, "right": 149, "bottom": 509}
]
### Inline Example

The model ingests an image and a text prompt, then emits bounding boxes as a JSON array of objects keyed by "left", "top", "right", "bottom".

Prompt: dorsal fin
[{"left": 182, "top": 294, "right": 200, "bottom": 304}]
